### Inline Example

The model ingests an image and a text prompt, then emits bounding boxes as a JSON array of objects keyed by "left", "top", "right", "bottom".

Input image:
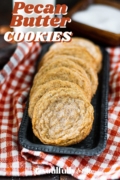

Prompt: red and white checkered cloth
[{"left": 0, "top": 42, "right": 120, "bottom": 180}]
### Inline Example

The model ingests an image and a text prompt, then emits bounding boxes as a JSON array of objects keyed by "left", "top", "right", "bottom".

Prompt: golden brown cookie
[
  {"left": 38, "top": 45, "right": 97, "bottom": 71},
  {"left": 35, "top": 57, "right": 91, "bottom": 94},
  {"left": 31, "top": 67, "right": 92, "bottom": 100},
  {"left": 29, "top": 80, "right": 86, "bottom": 118},
  {"left": 37, "top": 56, "right": 89, "bottom": 78},
  {"left": 71, "top": 38, "right": 102, "bottom": 72},
  {"left": 30, "top": 56, "right": 90, "bottom": 98},
  {"left": 63, "top": 55, "right": 98, "bottom": 96},
  {"left": 32, "top": 88, "right": 94, "bottom": 146},
  {"left": 38, "top": 55, "right": 98, "bottom": 96},
  {"left": 50, "top": 37, "right": 102, "bottom": 72}
]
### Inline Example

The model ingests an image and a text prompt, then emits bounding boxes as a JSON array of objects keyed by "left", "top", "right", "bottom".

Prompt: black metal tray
[{"left": 19, "top": 43, "right": 109, "bottom": 156}]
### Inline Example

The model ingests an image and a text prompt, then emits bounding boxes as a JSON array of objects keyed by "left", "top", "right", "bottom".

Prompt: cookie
[
  {"left": 29, "top": 80, "right": 86, "bottom": 118},
  {"left": 38, "top": 45, "right": 97, "bottom": 71},
  {"left": 64, "top": 55, "right": 98, "bottom": 96},
  {"left": 50, "top": 37, "right": 102, "bottom": 72},
  {"left": 31, "top": 67, "right": 92, "bottom": 100},
  {"left": 32, "top": 88, "right": 94, "bottom": 146},
  {"left": 71, "top": 38, "right": 102, "bottom": 72},
  {"left": 37, "top": 56, "right": 89, "bottom": 77},
  {"left": 38, "top": 55, "right": 98, "bottom": 96},
  {"left": 30, "top": 56, "right": 90, "bottom": 98}
]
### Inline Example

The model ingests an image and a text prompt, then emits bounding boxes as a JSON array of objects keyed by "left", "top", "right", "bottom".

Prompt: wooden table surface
[{"left": 0, "top": 175, "right": 77, "bottom": 180}]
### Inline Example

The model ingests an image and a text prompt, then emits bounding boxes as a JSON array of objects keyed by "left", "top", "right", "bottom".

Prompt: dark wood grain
[
  {"left": 95, "top": 0, "right": 120, "bottom": 8},
  {"left": 60, "top": 175, "right": 77, "bottom": 180},
  {"left": 0, "top": 35, "right": 16, "bottom": 69},
  {"left": 0, "top": 175, "right": 59, "bottom": 180},
  {"left": 67, "top": 0, "right": 120, "bottom": 46}
]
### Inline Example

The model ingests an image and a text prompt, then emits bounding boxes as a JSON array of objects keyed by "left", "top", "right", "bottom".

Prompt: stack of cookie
[{"left": 28, "top": 37, "right": 102, "bottom": 146}]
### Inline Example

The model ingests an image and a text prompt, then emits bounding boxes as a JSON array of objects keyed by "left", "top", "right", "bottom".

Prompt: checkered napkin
[{"left": 0, "top": 42, "right": 120, "bottom": 180}]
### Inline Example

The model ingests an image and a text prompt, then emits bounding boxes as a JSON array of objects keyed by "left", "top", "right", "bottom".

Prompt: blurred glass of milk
[{"left": 12, "top": 0, "right": 55, "bottom": 33}]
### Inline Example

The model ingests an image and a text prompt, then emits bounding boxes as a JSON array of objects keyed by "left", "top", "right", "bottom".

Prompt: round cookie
[
  {"left": 29, "top": 80, "right": 86, "bottom": 118},
  {"left": 37, "top": 56, "right": 89, "bottom": 79},
  {"left": 31, "top": 67, "right": 92, "bottom": 100},
  {"left": 50, "top": 37, "right": 102, "bottom": 72},
  {"left": 32, "top": 88, "right": 94, "bottom": 146},
  {"left": 72, "top": 38, "right": 102, "bottom": 72},
  {"left": 34, "top": 57, "right": 91, "bottom": 95},
  {"left": 38, "top": 55, "right": 98, "bottom": 96},
  {"left": 64, "top": 55, "right": 98, "bottom": 96},
  {"left": 38, "top": 45, "right": 97, "bottom": 71}
]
